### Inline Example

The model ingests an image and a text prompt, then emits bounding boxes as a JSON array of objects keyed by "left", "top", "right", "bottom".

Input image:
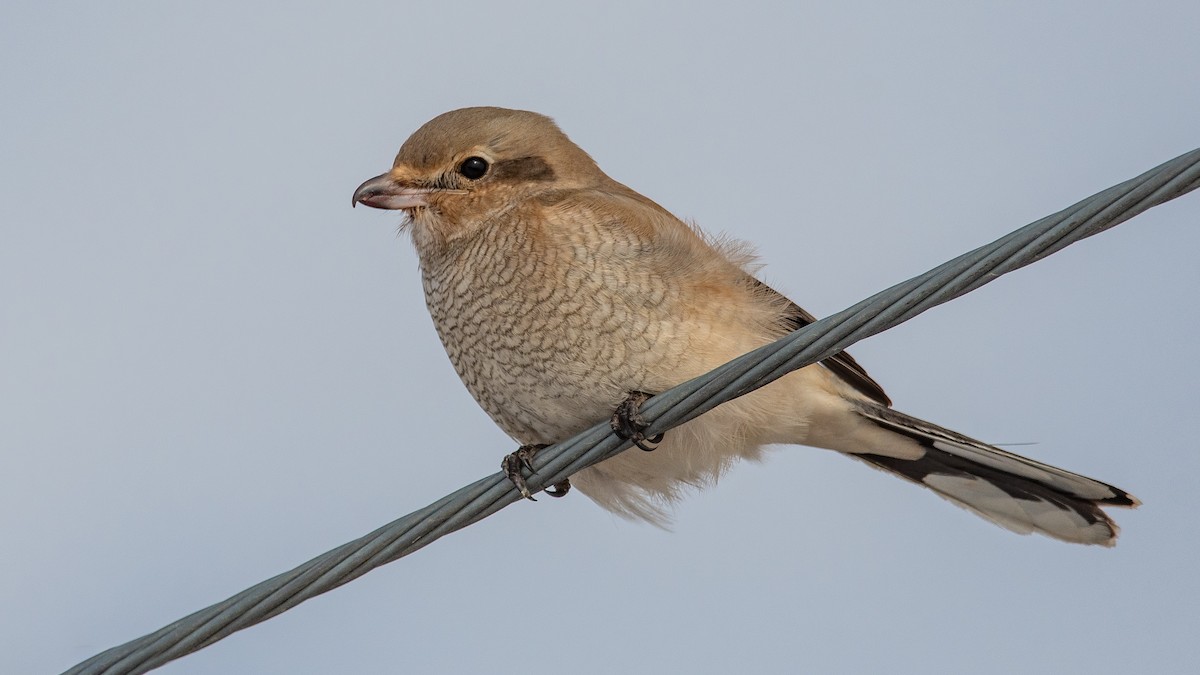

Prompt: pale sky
[{"left": 4, "top": 2, "right": 1199, "bottom": 673}]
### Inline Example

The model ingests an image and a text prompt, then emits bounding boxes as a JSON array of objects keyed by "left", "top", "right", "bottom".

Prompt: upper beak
[{"left": 351, "top": 171, "right": 434, "bottom": 210}]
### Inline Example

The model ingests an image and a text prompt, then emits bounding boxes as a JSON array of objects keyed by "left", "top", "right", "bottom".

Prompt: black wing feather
[{"left": 751, "top": 278, "right": 892, "bottom": 406}]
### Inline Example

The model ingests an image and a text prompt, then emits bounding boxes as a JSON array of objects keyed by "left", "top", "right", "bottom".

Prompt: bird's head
[{"left": 352, "top": 107, "right": 604, "bottom": 246}]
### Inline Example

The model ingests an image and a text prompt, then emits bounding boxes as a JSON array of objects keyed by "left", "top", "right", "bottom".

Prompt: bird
[{"left": 352, "top": 106, "right": 1138, "bottom": 546}]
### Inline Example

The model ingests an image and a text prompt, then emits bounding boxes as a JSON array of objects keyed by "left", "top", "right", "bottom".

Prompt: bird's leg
[
  {"left": 501, "top": 444, "right": 571, "bottom": 501},
  {"left": 611, "top": 390, "right": 664, "bottom": 452},
  {"left": 501, "top": 444, "right": 543, "bottom": 501}
]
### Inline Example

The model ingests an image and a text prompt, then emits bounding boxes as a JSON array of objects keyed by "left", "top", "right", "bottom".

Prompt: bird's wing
[
  {"left": 751, "top": 277, "right": 892, "bottom": 406},
  {"left": 580, "top": 185, "right": 892, "bottom": 406}
]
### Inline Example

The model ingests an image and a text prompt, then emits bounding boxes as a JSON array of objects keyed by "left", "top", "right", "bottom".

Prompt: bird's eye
[{"left": 458, "top": 156, "right": 489, "bottom": 180}]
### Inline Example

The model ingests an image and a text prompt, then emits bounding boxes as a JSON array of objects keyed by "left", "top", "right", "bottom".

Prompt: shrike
[{"left": 353, "top": 106, "right": 1137, "bottom": 546}]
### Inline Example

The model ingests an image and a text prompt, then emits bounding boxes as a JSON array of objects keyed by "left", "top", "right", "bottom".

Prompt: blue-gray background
[{"left": 4, "top": 3, "right": 1197, "bottom": 673}]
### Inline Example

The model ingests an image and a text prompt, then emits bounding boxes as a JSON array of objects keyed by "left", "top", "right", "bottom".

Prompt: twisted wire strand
[{"left": 65, "top": 148, "right": 1200, "bottom": 675}]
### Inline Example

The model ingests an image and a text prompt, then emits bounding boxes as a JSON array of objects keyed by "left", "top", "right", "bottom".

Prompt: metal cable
[{"left": 64, "top": 148, "right": 1200, "bottom": 675}]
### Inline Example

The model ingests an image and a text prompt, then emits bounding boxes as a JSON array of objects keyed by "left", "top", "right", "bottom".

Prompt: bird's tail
[{"left": 849, "top": 403, "right": 1139, "bottom": 546}]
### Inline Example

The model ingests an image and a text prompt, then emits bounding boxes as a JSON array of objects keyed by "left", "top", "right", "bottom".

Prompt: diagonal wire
[{"left": 64, "top": 148, "right": 1200, "bottom": 675}]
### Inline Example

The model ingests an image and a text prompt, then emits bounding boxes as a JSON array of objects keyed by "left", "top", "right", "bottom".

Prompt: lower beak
[{"left": 351, "top": 172, "right": 434, "bottom": 210}]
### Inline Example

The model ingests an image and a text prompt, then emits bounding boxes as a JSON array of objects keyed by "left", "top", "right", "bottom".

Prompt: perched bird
[{"left": 352, "top": 106, "right": 1138, "bottom": 546}]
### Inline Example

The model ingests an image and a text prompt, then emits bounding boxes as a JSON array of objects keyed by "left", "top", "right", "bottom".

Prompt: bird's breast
[{"left": 417, "top": 218, "right": 693, "bottom": 444}]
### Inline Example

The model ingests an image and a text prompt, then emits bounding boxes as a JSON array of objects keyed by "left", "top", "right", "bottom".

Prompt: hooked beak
[{"left": 351, "top": 171, "right": 435, "bottom": 210}]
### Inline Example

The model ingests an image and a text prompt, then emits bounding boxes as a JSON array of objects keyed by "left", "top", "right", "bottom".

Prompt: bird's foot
[
  {"left": 611, "top": 390, "right": 664, "bottom": 452},
  {"left": 501, "top": 444, "right": 570, "bottom": 500},
  {"left": 545, "top": 479, "right": 571, "bottom": 498}
]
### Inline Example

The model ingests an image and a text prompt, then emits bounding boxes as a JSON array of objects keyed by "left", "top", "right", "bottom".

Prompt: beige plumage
[{"left": 353, "top": 106, "right": 1138, "bottom": 545}]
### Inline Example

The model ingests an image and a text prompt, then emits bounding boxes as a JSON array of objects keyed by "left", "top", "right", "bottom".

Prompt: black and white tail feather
[{"left": 851, "top": 402, "right": 1139, "bottom": 546}]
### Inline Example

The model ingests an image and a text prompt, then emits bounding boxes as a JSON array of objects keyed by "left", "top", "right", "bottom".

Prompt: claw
[
  {"left": 519, "top": 451, "right": 536, "bottom": 473},
  {"left": 502, "top": 444, "right": 547, "bottom": 501},
  {"left": 544, "top": 479, "right": 571, "bottom": 498},
  {"left": 610, "top": 390, "right": 663, "bottom": 451}
]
